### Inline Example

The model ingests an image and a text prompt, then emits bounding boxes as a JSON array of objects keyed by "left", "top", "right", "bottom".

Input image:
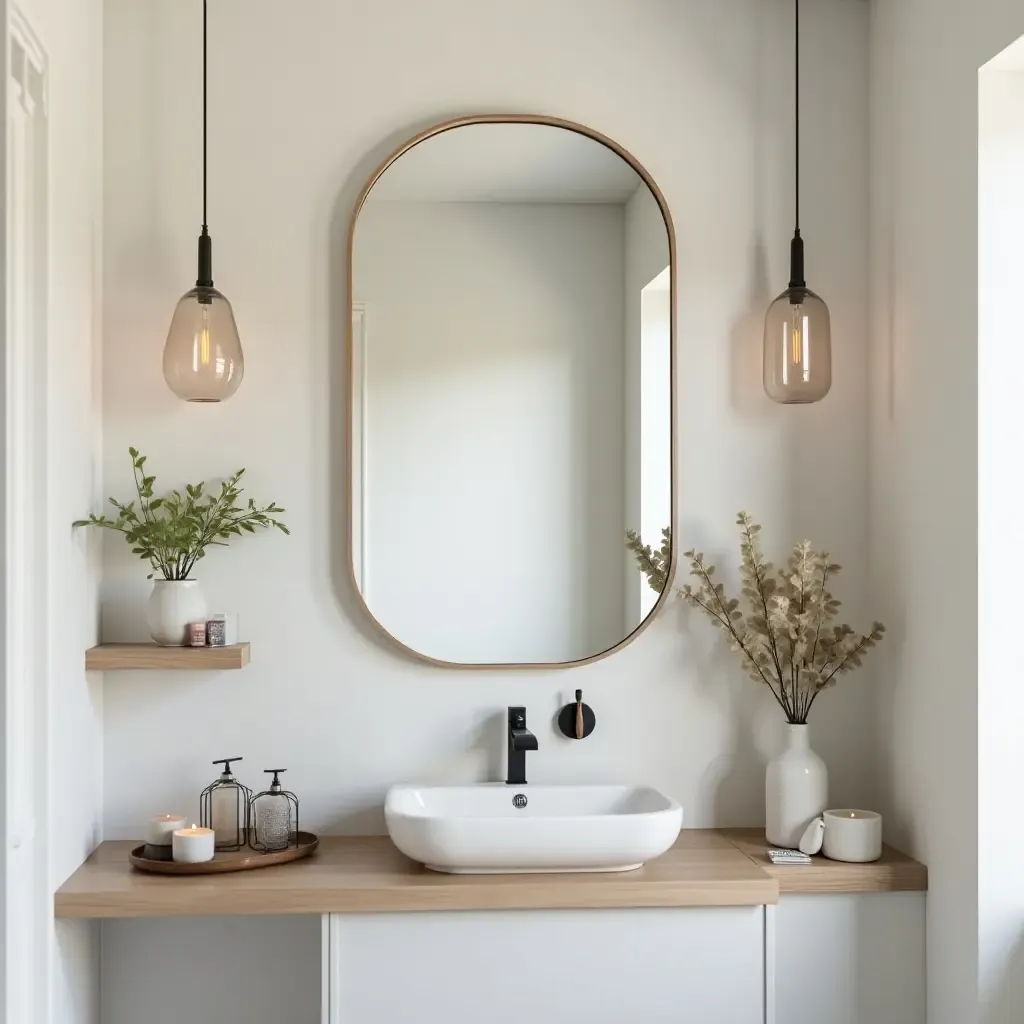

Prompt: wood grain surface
[
  {"left": 55, "top": 831, "right": 777, "bottom": 919},
  {"left": 720, "top": 827, "right": 928, "bottom": 893},
  {"left": 85, "top": 642, "right": 250, "bottom": 671},
  {"left": 55, "top": 829, "right": 927, "bottom": 920}
]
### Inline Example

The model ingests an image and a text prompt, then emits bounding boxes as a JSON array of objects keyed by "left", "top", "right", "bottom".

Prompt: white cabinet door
[
  {"left": 327, "top": 908, "right": 764, "bottom": 1024},
  {"left": 771, "top": 894, "right": 925, "bottom": 1024},
  {"left": 101, "top": 916, "right": 323, "bottom": 1024}
]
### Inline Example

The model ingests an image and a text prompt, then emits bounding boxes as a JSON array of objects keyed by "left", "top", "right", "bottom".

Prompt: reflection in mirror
[{"left": 350, "top": 119, "right": 673, "bottom": 665}]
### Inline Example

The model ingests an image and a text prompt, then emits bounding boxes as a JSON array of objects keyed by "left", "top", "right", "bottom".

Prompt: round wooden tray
[{"left": 130, "top": 831, "right": 319, "bottom": 875}]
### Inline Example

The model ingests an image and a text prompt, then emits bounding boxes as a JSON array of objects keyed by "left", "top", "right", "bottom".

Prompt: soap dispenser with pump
[{"left": 199, "top": 757, "right": 252, "bottom": 851}]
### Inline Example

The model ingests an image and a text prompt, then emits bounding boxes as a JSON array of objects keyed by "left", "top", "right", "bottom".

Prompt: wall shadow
[{"left": 984, "top": 928, "right": 1024, "bottom": 1024}]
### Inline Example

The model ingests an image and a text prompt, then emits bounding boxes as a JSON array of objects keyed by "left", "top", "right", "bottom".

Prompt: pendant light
[
  {"left": 163, "top": 0, "right": 244, "bottom": 403},
  {"left": 763, "top": 0, "right": 831, "bottom": 404}
]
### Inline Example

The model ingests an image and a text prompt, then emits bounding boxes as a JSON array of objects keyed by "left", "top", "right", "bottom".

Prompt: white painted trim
[
  {"left": 4, "top": 10, "right": 49, "bottom": 1020},
  {"left": 327, "top": 914, "right": 341, "bottom": 1024},
  {"left": 763, "top": 904, "right": 776, "bottom": 1024},
  {"left": 0, "top": 2, "right": 9, "bottom": 1016},
  {"left": 320, "top": 914, "right": 331, "bottom": 1024}
]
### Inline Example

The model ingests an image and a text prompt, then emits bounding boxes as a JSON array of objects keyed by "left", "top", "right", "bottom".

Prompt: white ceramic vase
[
  {"left": 147, "top": 579, "right": 207, "bottom": 646},
  {"left": 765, "top": 723, "right": 828, "bottom": 849}
]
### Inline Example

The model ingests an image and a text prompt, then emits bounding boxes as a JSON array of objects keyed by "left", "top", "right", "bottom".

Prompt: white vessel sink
[{"left": 385, "top": 784, "right": 683, "bottom": 874}]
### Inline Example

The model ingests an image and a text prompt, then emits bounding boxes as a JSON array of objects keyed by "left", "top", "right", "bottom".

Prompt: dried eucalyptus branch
[
  {"left": 626, "top": 513, "right": 884, "bottom": 723},
  {"left": 625, "top": 526, "right": 671, "bottom": 595}
]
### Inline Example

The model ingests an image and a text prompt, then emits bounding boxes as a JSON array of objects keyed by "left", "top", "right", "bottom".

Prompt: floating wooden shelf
[{"left": 85, "top": 643, "right": 250, "bottom": 671}]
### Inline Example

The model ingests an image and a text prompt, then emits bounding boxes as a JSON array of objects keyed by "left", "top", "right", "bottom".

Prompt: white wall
[
  {"left": 100, "top": 0, "right": 869, "bottom": 840},
  {"left": 868, "top": 2, "right": 1024, "bottom": 1022},
  {"left": 353, "top": 200, "right": 627, "bottom": 664},
  {"left": 7, "top": 0, "right": 104, "bottom": 1019},
  {"left": 978, "top": 57, "right": 1024, "bottom": 1024}
]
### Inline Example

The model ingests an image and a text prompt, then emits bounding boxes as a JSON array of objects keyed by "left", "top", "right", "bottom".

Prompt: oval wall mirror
[{"left": 348, "top": 116, "right": 675, "bottom": 667}]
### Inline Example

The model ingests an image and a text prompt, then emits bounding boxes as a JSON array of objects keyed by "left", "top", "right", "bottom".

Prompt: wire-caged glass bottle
[
  {"left": 199, "top": 757, "right": 252, "bottom": 851},
  {"left": 248, "top": 769, "right": 299, "bottom": 853}
]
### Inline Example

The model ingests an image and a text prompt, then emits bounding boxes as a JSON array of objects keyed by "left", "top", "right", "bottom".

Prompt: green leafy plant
[
  {"left": 626, "top": 513, "right": 884, "bottom": 723},
  {"left": 73, "top": 448, "right": 289, "bottom": 580}
]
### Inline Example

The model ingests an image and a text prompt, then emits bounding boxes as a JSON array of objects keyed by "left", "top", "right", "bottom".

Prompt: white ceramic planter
[
  {"left": 765, "top": 723, "right": 828, "bottom": 848},
  {"left": 147, "top": 579, "right": 207, "bottom": 646}
]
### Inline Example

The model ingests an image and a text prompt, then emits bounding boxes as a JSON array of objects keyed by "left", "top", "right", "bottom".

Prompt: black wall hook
[{"left": 558, "top": 689, "right": 595, "bottom": 740}]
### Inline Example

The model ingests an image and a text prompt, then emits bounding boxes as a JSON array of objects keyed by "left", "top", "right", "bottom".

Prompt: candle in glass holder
[
  {"left": 172, "top": 824, "right": 216, "bottom": 864},
  {"left": 822, "top": 809, "right": 882, "bottom": 863},
  {"left": 147, "top": 814, "right": 185, "bottom": 846}
]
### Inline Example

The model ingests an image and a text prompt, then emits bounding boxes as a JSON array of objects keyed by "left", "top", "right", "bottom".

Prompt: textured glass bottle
[{"left": 249, "top": 770, "right": 299, "bottom": 853}]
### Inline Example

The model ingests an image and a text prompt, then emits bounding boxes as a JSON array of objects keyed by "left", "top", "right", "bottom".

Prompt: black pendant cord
[
  {"left": 203, "top": 0, "right": 207, "bottom": 231},
  {"left": 788, "top": 0, "right": 805, "bottom": 292},
  {"left": 794, "top": 0, "right": 799, "bottom": 235},
  {"left": 196, "top": 0, "right": 213, "bottom": 288}
]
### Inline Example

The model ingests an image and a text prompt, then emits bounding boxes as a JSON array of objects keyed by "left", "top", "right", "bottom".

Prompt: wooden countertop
[
  {"left": 722, "top": 828, "right": 929, "bottom": 894},
  {"left": 53, "top": 830, "right": 926, "bottom": 920}
]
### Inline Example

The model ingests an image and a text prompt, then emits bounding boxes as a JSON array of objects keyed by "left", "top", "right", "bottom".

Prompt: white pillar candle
[
  {"left": 172, "top": 824, "right": 216, "bottom": 864},
  {"left": 147, "top": 814, "right": 186, "bottom": 846},
  {"left": 822, "top": 809, "right": 882, "bottom": 863}
]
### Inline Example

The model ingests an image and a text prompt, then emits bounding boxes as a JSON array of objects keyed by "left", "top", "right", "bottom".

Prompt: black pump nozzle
[
  {"left": 213, "top": 757, "right": 243, "bottom": 777},
  {"left": 264, "top": 768, "right": 287, "bottom": 790}
]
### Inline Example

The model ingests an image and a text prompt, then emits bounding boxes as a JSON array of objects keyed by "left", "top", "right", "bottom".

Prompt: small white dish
[{"left": 798, "top": 816, "right": 825, "bottom": 855}]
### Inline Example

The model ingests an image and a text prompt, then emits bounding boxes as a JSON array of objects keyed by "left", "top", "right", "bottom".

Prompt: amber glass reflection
[
  {"left": 162, "top": 286, "right": 244, "bottom": 403},
  {"left": 762, "top": 287, "right": 831, "bottom": 404}
]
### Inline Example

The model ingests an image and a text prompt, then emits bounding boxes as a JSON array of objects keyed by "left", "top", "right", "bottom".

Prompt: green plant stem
[
  {"left": 181, "top": 506, "right": 278, "bottom": 579},
  {"left": 179, "top": 490, "right": 228, "bottom": 579},
  {"left": 73, "top": 451, "right": 286, "bottom": 581},
  {"left": 133, "top": 460, "right": 170, "bottom": 578}
]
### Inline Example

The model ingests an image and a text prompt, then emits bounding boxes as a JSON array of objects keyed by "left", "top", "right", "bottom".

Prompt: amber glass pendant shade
[
  {"left": 763, "top": 284, "right": 830, "bottom": 404},
  {"left": 163, "top": 285, "right": 243, "bottom": 402}
]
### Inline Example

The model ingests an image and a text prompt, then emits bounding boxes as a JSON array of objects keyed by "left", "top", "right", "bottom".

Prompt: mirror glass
[{"left": 350, "top": 119, "right": 673, "bottom": 666}]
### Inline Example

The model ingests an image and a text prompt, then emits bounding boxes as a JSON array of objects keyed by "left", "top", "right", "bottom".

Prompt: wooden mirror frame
[{"left": 346, "top": 114, "right": 677, "bottom": 669}]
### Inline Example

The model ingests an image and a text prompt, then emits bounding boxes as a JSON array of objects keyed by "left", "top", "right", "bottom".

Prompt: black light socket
[
  {"left": 788, "top": 229, "right": 806, "bottom": 292},
  {"left": 196, "top": 228, "right": 213, "bottom": 288}
]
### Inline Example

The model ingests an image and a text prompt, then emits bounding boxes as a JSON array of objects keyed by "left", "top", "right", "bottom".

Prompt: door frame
[{"left": 4, "top": 6, "right": 51, "bottom": 1020}]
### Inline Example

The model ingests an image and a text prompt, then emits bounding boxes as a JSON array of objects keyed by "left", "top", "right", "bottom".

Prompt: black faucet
[{"left": 506, "top": 706, "right": 538, "bottom": 785}]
